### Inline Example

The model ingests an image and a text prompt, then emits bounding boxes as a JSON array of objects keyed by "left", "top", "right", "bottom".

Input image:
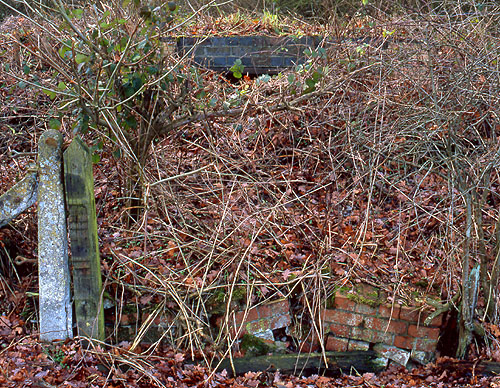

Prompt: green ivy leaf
[
  {"left": 256, "top": 74, "right": 271, "bottom": 84},
  {"left": 71, "top": 9, "right": 83, "bottom": 19},
  {"left": 49, "top": 118, "right": 61, "bottom": 130},
  {"left": 42, "top": 89, "right": 57, "bottom": 100},
  {"left": 57, "top": 81, "right": 67, "bottom": 90},
  {"left": 74, "top": 112, "right": 89, "bottom": 134},
  {"left": 75, "top": 54, "right": 89, "bottom": 64},
  {"left": 124, "top": 115, "right": 137, "bottom": 129},
  {"left": 59, "top": 41, "right": 72, "bottom": 59},
  {"left": 305, "top": 78, "right": 316, "bottom": 88},
  {"left": 130, "top": 53, "right": 141, "bottom": 62},
  {"left": 123, "top": 85, "right": 135, "bottom": 97},
  {"left": 22, "top": 64, "right": 30, "bottom": 75},
  {"left": 147, "top": 65, "right": 158, "bottom": 75},
  {"left": 132, "top": 75, "right": 143, "bottom": 91},
  {"left": 312, "top": 71, "right": 322, "bottom": 82},
  {"left": 230, "top": 59, "right": 244, "bottom": 79}
]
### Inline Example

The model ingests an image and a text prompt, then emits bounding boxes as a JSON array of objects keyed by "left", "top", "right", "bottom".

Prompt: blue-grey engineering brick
[
  {"left": 210, "top": 56, "right": 229, "bottom": 67},
  {"left": 204, "top": 46, "right": 232, "bottom": 56},
  {"left": 238, "top": 36, "right": 260, "bottom": 47},
  {"left": 176, "top": 35, "right": 323, "bottom": 74},
  {"left": 251, "top": 55, "right": 271, "bottom": 67},
  {"left": 270, "top": 56, "right": 284, "bottom": 67}
]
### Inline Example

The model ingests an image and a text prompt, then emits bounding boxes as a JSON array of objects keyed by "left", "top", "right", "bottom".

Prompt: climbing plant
[{"left": 12, "top": 0, "right": 219, "bottom": 221}]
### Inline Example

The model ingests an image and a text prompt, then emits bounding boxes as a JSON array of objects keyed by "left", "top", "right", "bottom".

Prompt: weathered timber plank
[
  {"left": 64, "top": 137, "right": 104, "bottom": 341},
  {"left": 38, "top": 130, "right": 72, "bottom": 341},
  {"left": 438, "top": 359, "right": 500, "bottom": 376},
  {"left": 216, "top": 351, "right": 388, "bottom": 377}
]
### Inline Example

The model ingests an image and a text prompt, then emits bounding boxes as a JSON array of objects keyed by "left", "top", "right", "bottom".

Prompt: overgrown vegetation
[{"left": 0, "top": 0, "right": 500, "bottom": 385}]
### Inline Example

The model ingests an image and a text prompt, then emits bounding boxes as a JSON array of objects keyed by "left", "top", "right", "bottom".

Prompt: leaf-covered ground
[{"left": 1, "top": 4, "right": 500, "bottom": 387}]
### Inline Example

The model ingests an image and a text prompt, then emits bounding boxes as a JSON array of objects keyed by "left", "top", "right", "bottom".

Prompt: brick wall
[
  {"left": 111, "top": 289, "right": 443, "bottom": 366},
  {"left": 324, "top": 292, "right": 442, "bottom": 354},
  {"left": 176, "top": 36, "right": 322, "bottom": 75},
  {"left": 220, "top": 298, "right": 291, "bottom": 342},
  {"left": 218, "top": 291, "right": 443, "bottom": 366}
]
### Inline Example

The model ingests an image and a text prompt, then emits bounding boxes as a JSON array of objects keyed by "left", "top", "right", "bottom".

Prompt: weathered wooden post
[
  {"left": 64, "top": 137, "right": 105, "bottom": 341},
  {"left": 0, "top": 166, "right": 37, "bottom": 228},
  {"left": 38, "top": 130, "right": 73, "bottom": 341}
]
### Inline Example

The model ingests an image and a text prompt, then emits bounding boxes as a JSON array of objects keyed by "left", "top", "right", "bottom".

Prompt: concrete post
[{"left": 37, "top": 130, "right": 72, "bottom": 341}]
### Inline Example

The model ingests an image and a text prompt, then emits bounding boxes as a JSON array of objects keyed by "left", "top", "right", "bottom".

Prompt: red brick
[
  {"left": 242, "top": 307, "right": 260, "bottom": 322},
  {"left": 378, "top": 304, "right": 401, "bottom": 320},
  {"left": 298, "top": 332, "right": 321, "bottom": 352},
  {"left": 408, "top": 325, "right": 440, "bottom": 340},
  {"left": 356, "top": 303, "right": 378, "bottom": 315},
  {"left": 348, "top": 340, "right": 370, "bottom": 351},
  {"left": 361, "top": 316, "right": 384, "bottom": 331},
  {"left": 257, "top": 305, "right": 272, "bottom": 319},
  {"left": 399, "top": 308, "right": 443, "bottom": 327},
  {"left": 141, "top": 312, "right": 162, "bottom": 326},
  {"left": 323, "top": 309, "right": 364, "bottom": 326},
  {"left": 421, "top": 312, "right": 443, "bottom": 327},
  {"left": 119, "top": 313, "right": 137, "bottom": 325},
  {"left": 234, "top": 311, "right": 245, "bottom": 326},
  {"left": 230, "top": 325, "right": 247, "bottom": 339},
  {"left": 222, "top": 323, "right": 245, "bottom": 339},
  {"left": 351, "top": 327, "right": 394, "bottom": 345},
  {"left": 363, "top": 317, "right": 407, "bottom": 335},
  {"left": 328, "top": 323, "right": 352, "bottom": 338},
  {"left": 414, "top": 338, "right": 438, "bottom": 352},
  {"left": 223, "top": 317, "right": 247, "bottom": 339},
  {"left": 394, "top": 335, "right": 415, "bottom": 350},
  {"left": 334, "top": 293, "right": 357, "bottom": 311},
  {"left": 247, "top": 319, "right": 271, "bottom": 334},
  {"left": 258, "top": 299, "right": 289, "bottom": 319},
  {"left": 325, "top": 336, "right": 349, "bottom": 352},
  {"left": 268, "top": 313, "right": 291, "bottom": 330},
  {"left": 299, "top": 340, "right": 321, "bottom": 352},
  {"left": 399, "top": 306, "right": 421, "bottom": 323},
  {"left": 370, "top": 330, "right": 395, "bottom": 345},
  {"left": 387, "top": 320, "right": 408, "bottom": 335}
]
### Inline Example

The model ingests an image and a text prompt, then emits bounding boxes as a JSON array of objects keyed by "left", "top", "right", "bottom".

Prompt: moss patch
[
  {"left": 207, "top": 286, "right": 247, "bottom": 315},
  {"left": 240, "top": 334, "right": 271, "bottom": 356},
  {"left": 330, "top": 283, "right": 387, "bottom": 309}
]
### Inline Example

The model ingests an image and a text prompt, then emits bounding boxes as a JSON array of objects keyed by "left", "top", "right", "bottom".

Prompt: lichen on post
[
  {"left": 0, "top": 167, "right": 38, "bottom": 228},
  {"left": 37, "top": 130, "right": 73, "bottom": 341},
  {"left": 64, "top": 137, "right": 104, "bottom": 341}
]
